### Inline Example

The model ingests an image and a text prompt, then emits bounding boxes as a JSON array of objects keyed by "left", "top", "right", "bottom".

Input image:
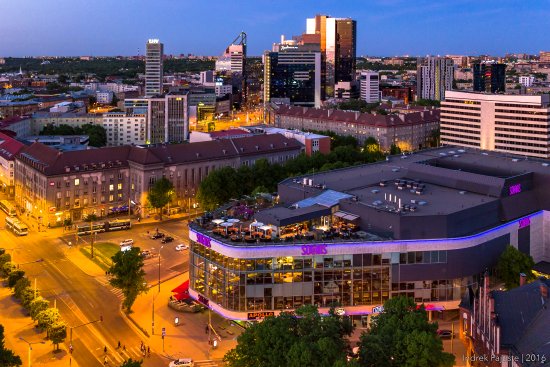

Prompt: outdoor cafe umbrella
[
  {"left": 227, "top": 218, "right": 240, "bottom": 223},
  {"left": 220, "top": 222, "right": 232, "bottom": 234},
  {"left": 212, "top": 219, "right": 224, "bottom": 225},
  {"left": 259, "top": 225, "right": 272, "bottom": 234},
  {"left": 249, "top": 222, "right": 264, "bottom": 231}
]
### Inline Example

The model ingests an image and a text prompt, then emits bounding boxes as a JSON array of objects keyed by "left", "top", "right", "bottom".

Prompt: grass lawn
[{"left": 79, "top": 242, "right": 119, "bottom": 271}]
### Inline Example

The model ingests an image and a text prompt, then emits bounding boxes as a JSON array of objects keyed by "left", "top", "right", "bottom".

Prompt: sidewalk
[
  {"left": 127, "top": 274, "right": 241, "bottom": 362},
  {"left": 0, "top": 286, "right": 78, "bottom": 367}
]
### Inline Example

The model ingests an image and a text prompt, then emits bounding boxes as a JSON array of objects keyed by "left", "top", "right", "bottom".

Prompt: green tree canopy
[
  {"left": 20, "top": 288, "right": 36, "bottom": 309},
  {"left": 0, "top": 325, "right": 22, "bottom": 366},
  {"left": 120, "top": 359, "right": 143, "bottom": 367},
  {"left": 108, "top": 247, "right": 148, "bottom": 312},
  {"left": 48, "top": 322, "right": 67, "bottom": 351},
  {"left": 40, "top": 123, "right": 107, "bottom": 147},
  {"left": 496, "top": 245, "right": 535, "bottom": 289},
  {"left": 224, "top": 305, "right": 354, "bottom": 367},
  {"left": 7, "top": 270, "right": 25, "bottom": 288},
  {"left": 358, "top": 296, "right": 454, "bottom": 367},
  {"left": 147, "top": 177, "right": 175, "bottom": 220},
  {"left": 36, "top": 308, "right": 61, "bottom": 334},
  {"left": 29, "top": 297, "right": 50, "bottom": 321},
  {"left": 13, "top": 277, "right": 31, "bottom": 300}
]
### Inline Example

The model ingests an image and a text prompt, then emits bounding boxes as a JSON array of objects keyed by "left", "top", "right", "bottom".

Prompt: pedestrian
[
  {"left": 140, "top": 341, "right": 144, "bottom": 350},
  {"left": 147, "top": 346, "right": 150, "bottom": 356},
  {"left": 103, "top": 357, "right": 107, "bottom": 366},
  {"left": 103, "top": 345, "right": 107, "bottom": 354},
  {"left": 117, "top": 341, "right": 121, "bottom": 349},
  {"left": 122, "top": 345, "right": 126, "bottom": 351}
]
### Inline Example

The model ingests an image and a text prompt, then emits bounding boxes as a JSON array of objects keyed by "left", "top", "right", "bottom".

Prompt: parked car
[
  {"left": 175, "top": 244, "right": 189, "bottom": 251},
  {"left": 169, "top": 358, "right": 194, "bottom": 367},
  {"left": 141, "top": 250, "right": 155, "bottom": 259},
  {"left": 437, "top": 329, "right": 454, "bottom": 339},
  {"left": 151, "top": 232, "right": 165, "bottom": 239},
  {"left": 161, "top": 236, "right": 174, "bottom": 244}
]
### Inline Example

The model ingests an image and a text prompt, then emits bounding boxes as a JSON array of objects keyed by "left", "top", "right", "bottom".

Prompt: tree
[
  {"left": 36, "top": 308, "right": 61, "bottom": 334},
  {"left": 48, "top": 322, "right": 67, "bottom": 351},
  {"left": 0, "top": 324, "right": 22, "bottom": 366},
  {"left": 358, "top": 296, "right": 454, "bottom": 367},
  {"left": 7, "top": 270, "right": 25, "bottom": 288},
  {"left": 224, "top": 305, "right": 354, "bottom": 367},
  {"left": 0, "top": 261, "right": 14, "bottom": 278},
  {"left": 108, "top": 247, "right": 148, "bottom": 312},
  {"left": 364, "top": 137, "right": 380, "bottom": 154},
  {"left": 120, "top": 359, "right": 143, "bottom": 367},
  {"left": 389, "top": 144, "right": 402, "bottom": 155},
  {"left": 20, "top": 288, "right": 36, "bottom": 309},
  {"left": 13, "top": 278, "right": 31, "bottom": 300},
  {"left": 79, "top": 124, "right": 107, "bottom": 147},
  {"left": 29, "top": 297, "right": 50, "bottom": 321},
  {"left": 496, "top": 245, "right": 535, "bottom": 289},
  {"left": 0, "top": 253, "right": 11, "bottom": 270},
  {"left": 147, "top": 177, "right": 174, "bottom": 220}
]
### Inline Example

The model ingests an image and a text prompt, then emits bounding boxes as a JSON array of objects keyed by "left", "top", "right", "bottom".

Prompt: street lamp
[{"left": 18, "top": 337, "right": 45, "bottom": 367}]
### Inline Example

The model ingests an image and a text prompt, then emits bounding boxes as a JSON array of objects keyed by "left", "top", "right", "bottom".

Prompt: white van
[{"left": 120, "top": 239, "right": 134, "bottom": 252}]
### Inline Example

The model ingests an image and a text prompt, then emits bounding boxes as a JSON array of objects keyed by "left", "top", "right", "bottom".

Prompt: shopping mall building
[{"left": 188, "top": 147, "right": 550, "bottom": 321}]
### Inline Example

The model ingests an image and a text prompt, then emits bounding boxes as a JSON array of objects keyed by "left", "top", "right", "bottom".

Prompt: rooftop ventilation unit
[
  {"left": 512, "top": 159, "right": 519, "bottom": 162},
  {"left": 392, "top": 168, "right": 399, "bottom": 172},
  {"left": 449, "top": 151, "right": 456, "bottom": 154},
  {"left": 439, "top": 153, "right": 447, "bottom": 156},
  {"left": 543, "top": 163, "right": 549, "bottom": 167},
  {"left": 482, "top": 152, "right": 489, "bottom": 156},
  {"left": 454, "top": 155, "right": 460, "bottom": 158}
]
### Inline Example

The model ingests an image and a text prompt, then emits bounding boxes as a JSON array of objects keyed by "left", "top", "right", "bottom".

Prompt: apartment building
[
  {"left": 359, "top": 70, "right": 380, "bottom": 103},
  {"left": 441, "top": 91, "right": 550, "bottom": 158},
  {"left": 14, "top": 134, "right": 303, "bottom": 225},
  {"left": 102, "top": 113, "right": 147, "bottom": 146},
  {"left": 274, "top": 105, "right": 439, "bottom": 151},
  {"left": 0, "top": 132, "right": 24, "bottom": 197},
  {"left": 417, "top": 57, "right": 454, "bottom": 101},
  {"left": 31, "top": 112, "right": 103, "bottom": 134}
]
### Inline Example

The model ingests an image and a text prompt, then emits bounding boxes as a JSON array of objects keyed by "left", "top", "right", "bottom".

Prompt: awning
[
  {"left": 333, "top": 211, "right": 360, "bottom": 221},
  {"left": 174, "top": 292, "right": 190, "bottom": 301},
  {"left": 171, "top": 280, "right": 189, "bottom": 293}
]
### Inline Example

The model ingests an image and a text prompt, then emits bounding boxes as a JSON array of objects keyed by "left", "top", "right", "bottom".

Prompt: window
[
  {"left": 65, "top": 181, "right": 70, "bottom": 187},
  {"left": 109, "top": 195, "right": 114, "bottom": 202},
  {"left": 109, "top": 184, "right": 114, "bottom": 191},
  {"left": 117, "top": 183, "right": 122, "bottom": 190},
  {"left": 74, "top": 179, "right": 80, "bottom": 186}
]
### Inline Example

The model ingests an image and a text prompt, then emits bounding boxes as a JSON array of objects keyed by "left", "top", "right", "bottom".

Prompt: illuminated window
[
  {"left": 109, "top": 184, "right": 114, "bottom": 191},
  {"left": 109, "top": 195, "right": 114, "bottom": 202},
  {"left": 74, "top": 179, "right": 80, "bottom": 186},
  {"left": 117, "top": 183, "right": 122, "bottom": 190}
]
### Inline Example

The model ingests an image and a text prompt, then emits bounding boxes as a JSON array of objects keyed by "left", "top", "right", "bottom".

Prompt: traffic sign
[{"left": 162, "top": 327, "right": 166, "bottom": 337}]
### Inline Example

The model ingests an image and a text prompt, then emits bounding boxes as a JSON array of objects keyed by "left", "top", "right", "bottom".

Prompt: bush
[
  {"left": 0, "top": 253, "right": 11, "bottom": 269},
  {"left": 1, "top": 262, "right": 15, "bottom": 279},
  {"left": 7, "top": 270, "right": 25, "bottom": 288}
]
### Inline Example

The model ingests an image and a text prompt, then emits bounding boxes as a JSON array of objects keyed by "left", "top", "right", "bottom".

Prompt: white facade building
[
  {"left": 145, "top": 39, "right": 164, "bottom": 97},
  {"left": 215, "top": 84, "right": 232, "bottom": 97},
  {"left": 441, "top": 91, "right": 550, "bottom": 158},
  {"left": 417, "top": 57, "right": 454, "bottom": 101},
  {"left": 519, "top": 76, "right": 535, "bottom": 87},
  {"left": 215, "top": 45, "right": 244, "bottom": 73},
  {"left": 96, "top": 91, "right": 114, "bottom": 104},
  {"left": 359, "top": 70, "right": 380, "bottom": 103},
  {"left": 102, "top": 113, "right": 147, "bottom": 146},
  {"left": 200, "top": 71, "right": 215, "bottom": 87}
]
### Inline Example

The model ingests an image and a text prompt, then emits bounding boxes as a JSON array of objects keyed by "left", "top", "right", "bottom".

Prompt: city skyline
[{"left": 0, "top": 0, "right": 548, "bottom": 57}]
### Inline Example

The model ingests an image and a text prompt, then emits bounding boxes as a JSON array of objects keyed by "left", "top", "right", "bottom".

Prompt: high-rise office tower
[
  {"left": 263, "top": 40, "right": 321, "bottom": 108},
  {"left": 416, "top": 57, "right": 454, "bottom": 101},
  {"left": 359, "top": 70, "right": 380, "bottom": 103},
  {"left": 305, "top": 15, "right": 356, "bottom": 97},
  {"left": 145, "top": 39, "right": 164, "bottom": 97},
  {"left": 473, "top": 62, "right": 506, "bottom": 93}
]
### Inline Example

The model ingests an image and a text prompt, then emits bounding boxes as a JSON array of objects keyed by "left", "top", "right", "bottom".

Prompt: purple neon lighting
[
  {"left": 518, "top": 217, "right": 531, "bottom": 228},
  {"left": 189, "top": 212, "right": 540, "bottom": 254},
  {"left": 301, "top": 244, "right": 327, "bottom": 255},
  {"left": 509, "top": 184, "right": 522, "bottom": 196}
]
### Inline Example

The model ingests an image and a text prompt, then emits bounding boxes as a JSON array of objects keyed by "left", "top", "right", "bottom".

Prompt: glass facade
[
  {"left": 190, "top": 240, "right": 473, "bottom": 313},
  {"left": 473, "top": 63, "right": 506, "bottom": 93},
  {"left": 335, "top": 19, "right": 356, "bottom": 83}
]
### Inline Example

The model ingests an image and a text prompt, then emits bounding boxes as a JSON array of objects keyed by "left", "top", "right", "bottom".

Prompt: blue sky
[{"left": 0, "top": 0, "right": 548, "bottom": 57}]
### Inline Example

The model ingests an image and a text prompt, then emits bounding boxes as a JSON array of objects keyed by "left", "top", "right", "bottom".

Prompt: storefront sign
[
  {"left": 519, "top": 217, "right": 531, "bottom": 229},
  {"left": 372, "top": 305, "right": 384, "bottom": 314},
  {"left": 196, "top": 233, "right": 212, "bottom": 248},
  {"left": 247, "top": 312, "right": 275, "bottom": 320},
  {"left": 509, "top": 183, "right": 522, "bottom": 196},
  {"left": 301, "top": 244, "right": 327, "bottom": 255},
  {"left": 335, "top": 307, "right": 346, "bottom": 316}
]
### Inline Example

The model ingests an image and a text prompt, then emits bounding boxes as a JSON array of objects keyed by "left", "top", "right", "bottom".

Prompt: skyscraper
[
  {"left": 416, "top": 57, "right": 454, "bottom": 101},
  {"left": 263, "top": 41, "right": 321, "bottom": 108},
  {"left": 473, "top": 62, "right": 506, "bottom": 93},
  {"left": 145, "top": 39, "right": 164, "bottom": 97},
  {"left": 359, "top": 70, "right": 380, "bottom": 103},
  {"left": 305, "top": 15, "right": 357, "bottom": 97}
]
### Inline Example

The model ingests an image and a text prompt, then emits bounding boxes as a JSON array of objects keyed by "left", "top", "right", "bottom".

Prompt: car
[
  {"left": 175, "top": 244, "right": 189, "bottom": 251},
  {"left": 141, "top": 250, "right": 155, "bottom": 259},
  {"left": 161, "top": 236, "right": 174, "bottom": 244},
  {"left": 168, "top": 358, "right": 194, "bottom": 367},
  {"left": 151, "top": 232, "right": 165, "bottom": 239},
  {"left": 437, "top": 329, "right": 454, "bottom": 339},
  {"left": 120, "top": 239, "right": 134, "bottom": 246}
]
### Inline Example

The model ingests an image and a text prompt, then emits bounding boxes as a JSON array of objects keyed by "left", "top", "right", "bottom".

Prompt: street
[{"left": 0, "top": 212, "right": 224, "bottom": 367}]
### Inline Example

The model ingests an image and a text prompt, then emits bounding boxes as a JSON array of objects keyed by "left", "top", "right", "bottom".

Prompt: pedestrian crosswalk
[
  {"left": 110, "top": 287, "right": 124, "bottom": 299},
  {"left": 104, "top": 345, "right": 151, "bottom": 365}
]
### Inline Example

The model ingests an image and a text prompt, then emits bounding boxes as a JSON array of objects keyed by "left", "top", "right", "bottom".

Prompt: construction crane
[{"left": 223, "top": 32, "right": 247, "bottom": 106}]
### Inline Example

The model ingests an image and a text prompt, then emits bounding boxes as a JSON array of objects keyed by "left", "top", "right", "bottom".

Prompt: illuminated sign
[
  {"left": 247, "top": 312, "right": 275, "bottom": 320},
  {"left": 519, "top": 217, "right": 530, "bottom": 229},
  {"left": 49, "top": 182, "right": 55, "bottom": 186},
  {"left": 335, "top": 307, "right": 346, "bottom": 316},
  {"left": 372, "top": 306, "right": 384, "bottom": 313},
  {"left": 196, "top": 233, "right": 212, "bottom": 248},
  {"left": 301, "top": 244, "right": 327, "bottom": 255},
  {"left": 509, "top": 184, "right": 522, "bottom": 196}
]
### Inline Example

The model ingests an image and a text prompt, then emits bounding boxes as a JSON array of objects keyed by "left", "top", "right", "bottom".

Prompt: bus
[
  {"left": 0, "top": 200, "right": 17, "bottom": 217},
  {"left": 77, "top": 219, "right": 131, "bottom": 236},
  {"left": 5, "top": 217, "right": 28, "bottom": 236}
]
